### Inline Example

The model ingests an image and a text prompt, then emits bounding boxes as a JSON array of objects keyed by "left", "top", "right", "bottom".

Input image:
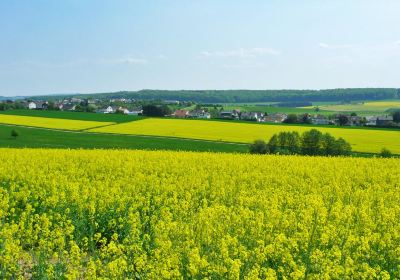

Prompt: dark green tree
[
  {"left": 268, "top": 135, "right": 279, "bottom": 153},
  {"left": 284, "top": 114, "right": 298, "bottom": 124},
  {"left": 249, "top": 140, "right": 269, "bottom": 154},
  {"left": 393, "top": 111, "right": 400, "bottom": 123},
  {"left": 301, "top": 129, "right": 323, "bottom": 155},
  {"left": 338, "top": 115, "right": 349, "bottom": 126}
]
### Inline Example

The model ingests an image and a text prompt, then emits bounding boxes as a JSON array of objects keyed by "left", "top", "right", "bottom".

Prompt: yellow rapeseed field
[
  {"left": 306, "top": 100, "right": 400, "bottom": 112},
  {"left": 0, "top": 114, "right": 113, "bottom": 131},
  {"left": 89, "top": 118, "right": 400, "bottom": 154},
  {"left": 1, "top": 148, "right": 399, "bottom": 279}
]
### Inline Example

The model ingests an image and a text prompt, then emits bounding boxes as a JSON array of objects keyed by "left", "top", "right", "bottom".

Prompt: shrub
[
  {"left": 380, "top": 148, "right": 393, "bottom": 158},
  {"left": 11, "top": 129, "right": 19, "bottom": 139},
  {"left": 249, "top": 139, "right": 269, "bottom": 154}
]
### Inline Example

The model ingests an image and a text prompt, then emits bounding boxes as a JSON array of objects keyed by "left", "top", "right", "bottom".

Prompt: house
[
  {"left": 240, "top": 112, "right": 264, "bottom": 122},
  {"left": 188, "top": 110, "right": 211, "bottom": 119},
  {"left": 219, "top": 110, "right": 240, "bottom": 120},
  {"left": 365, "top": 116, "right": 377, "bottom": 126},
  {"left": 27, "top": 101, "right": 48, "bottom": 110},
  {"left": 28, "top": 101, "right": 37, "bottom": 110},
  {"left": 348, "top": 116, "right": 363, "bottom": 126},
  {"left": 62, "top": 103, "right": 77, "bottom": 111},
  {"left": 376, "top": 115, "right": 394, "bottom": 126},
  {"left": 311, "top": 115, "right": 330, "bottom": 125},
  {"left": 264, "top": 113, "right": 287, "bottom": 123},
  {"left": 71, "top": 98, "right": 81, "bottom": 103},
  {"left": 173, "top": 109, "right": 189, "bottom": 118},
  {"left": 116, "top": 107, "right": 130, "bottom": 114},
  {"left": 127, "top": 109, "right": 143, "bottom": 116},
  {"left": 41, "top": 102, "right": 49, "bottom": 110},
  {"left": 97, "top": 106, "right": 115, "bottom": 114},
  {"left": 366, "top": 115, "right": 394, "bottom": 126}
]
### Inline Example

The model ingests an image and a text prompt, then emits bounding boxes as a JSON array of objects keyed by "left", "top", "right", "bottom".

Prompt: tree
[
  {"left": 257, "top": 129, "right": 352, "bottom": 157},
  {"left": 142, "top": 104, "right": 172, "bottom": 117},
  {"left": 380, "top": 148, "right": 393, "bottom": 158},
  {"left": 268, "top": 135, "right": 279, "bottom": 153},
  {"left": 321, "top": 133, "right": 336, "bottom": 155},
  {"left": 300, "top": 113, "right": 311, "bottom": 124},
  {"left": 284, "top": 114, "right": 298, "bottom": 124},
  {"left": 11, "top": 129, "right": 19, "bottom": 139},
  {"left": 87, "top": 104, "right": 97, "bottom": 113},
  {"left": 249, "top": 140, "right": 269, "bottom": 154},
  {"left": 338, "top": 115, "right": 349, "bottom": 126},
  {"left": 350, "top": 112, "right": 357, "bottom": 116},
  {"left": 333, "top": 138, "right": 352, "bottom": 156},
  {"left": 393, "top": 111, "right": 400, "bottom": 123},
  {"left": 301, "top": 129, "right": 323, "bottom": 155}
]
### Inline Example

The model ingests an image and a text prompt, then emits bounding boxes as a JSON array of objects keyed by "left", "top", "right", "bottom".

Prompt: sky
[{"left": 1, "top": 0, "right": 400, "bottom": 96}]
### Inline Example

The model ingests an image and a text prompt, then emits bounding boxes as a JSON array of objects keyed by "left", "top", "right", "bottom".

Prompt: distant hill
[
  {"left": 31, "top": 88, "right": 400, "bottom": 103},
  {"left": 0, "top": 96, "right": 27, "bottom": 101}
]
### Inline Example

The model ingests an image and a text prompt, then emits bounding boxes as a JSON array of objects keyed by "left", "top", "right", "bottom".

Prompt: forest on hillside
[{"left": 33, "top": 88, "right": 400, "bottom": 103}]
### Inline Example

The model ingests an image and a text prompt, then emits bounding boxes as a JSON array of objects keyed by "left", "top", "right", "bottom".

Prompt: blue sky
[{"left": 1, "top": 0, "right": 400, "bottom": 96}]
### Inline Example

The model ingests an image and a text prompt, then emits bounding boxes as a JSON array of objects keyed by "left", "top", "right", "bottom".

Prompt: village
[{"left": 0, "top": 97, "right": 398, "bottom": 128}]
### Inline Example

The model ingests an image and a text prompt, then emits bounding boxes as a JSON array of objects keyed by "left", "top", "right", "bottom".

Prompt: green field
[
  {"left": 0, "top": 124, "right": 247, "bottom": 153},
  {"left": 90, "top": 118, "right": 400, "bottom": 154},
  {"left": 0, "top": 109, "right": 143, "bottom": 123}
]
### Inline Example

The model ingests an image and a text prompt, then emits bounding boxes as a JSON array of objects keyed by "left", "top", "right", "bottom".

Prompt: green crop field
[
  {"left": 0, "top": 109, "right": 143, "bottom": 123},
  {"left": 90, "top": 118, "right": 400, "bottom": 154},
  {"left": 0, "top": 124, "right": 247, "bottom": 153}
]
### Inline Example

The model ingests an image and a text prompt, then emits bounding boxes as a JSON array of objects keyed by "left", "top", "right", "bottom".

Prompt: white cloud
[
  {"left": 99, "top": 56, "right": 148, "bottom": 65},
  {"left": 318, "top": 42, "right": 353, "bottom": 49},
  {"left": 201, "top": 47, "right": 280, "bottom": 58}
]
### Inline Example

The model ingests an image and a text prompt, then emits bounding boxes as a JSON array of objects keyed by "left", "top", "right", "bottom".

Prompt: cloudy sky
[{"left": 1, "top": 0, "right": 400, "bottom": 96}]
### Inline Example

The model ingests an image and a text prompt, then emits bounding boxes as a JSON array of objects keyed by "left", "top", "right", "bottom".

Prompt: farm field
[
  {"left": 1, "top": 149, "right": 399, "bottom": 278},
  {"left": 213, "top": 105, "right": 333, "bottom": 115},
  {"left": 0, "top": 109, "right": 143, "bottom": 123},
  {"left": 0, "top": 114, "right": 113, "bottom": 130},
  {"left": 0, "top": 124, "right": 247, "bottom": 153},
  {"left": 90, "top": 118, "right": 400, "bottom": 154},
  {"left": 306, "top": 100, "right": 400, "bottom": 115}
]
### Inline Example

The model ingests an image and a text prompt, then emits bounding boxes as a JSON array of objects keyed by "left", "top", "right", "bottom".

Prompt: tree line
[
  {"left": 250, "top": 129, "right": 352, "bottom": 156},
  {"left": 32, "top": 88, "right": 400, "bottom": 103}
]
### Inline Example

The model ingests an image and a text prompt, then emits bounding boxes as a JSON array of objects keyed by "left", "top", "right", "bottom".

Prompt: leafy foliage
[
  {"left": 259, "top": 129, "right": 352, "bottom": 156},
  {"left": 32, "top": 88, "right": 400, "bottom": 103}
]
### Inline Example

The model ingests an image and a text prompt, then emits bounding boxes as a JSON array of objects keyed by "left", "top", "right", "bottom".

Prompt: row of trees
[
  {"left": 250, "top": 129, "right": 352, "bottom": 156},
  {"left": 46, "top": 88, "right": 399, "bottom": 103}
]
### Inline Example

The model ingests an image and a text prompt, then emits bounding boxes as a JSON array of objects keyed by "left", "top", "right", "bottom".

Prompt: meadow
[
  {"left": 0, "top": 124, "right": 247, "bottom": 153},
  {"left": 90, "top": 118, "right": 400, "bottom": 154},
  {"left": 0, "top": 149, "right": 399, "bottom": 279},
  {"left": 0, "top": 114, "right": 113, "bottom": 131}
]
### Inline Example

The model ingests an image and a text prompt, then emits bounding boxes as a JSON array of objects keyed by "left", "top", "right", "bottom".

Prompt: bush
[
  {"left": 11, "top": 129, "right": 19, "bottom": 139},
  {"left": 249, "top": 140, "right": 269, "bottom": 154},
  {"left": 380, "top": 148, "right": 393, "bottom": 158}
]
